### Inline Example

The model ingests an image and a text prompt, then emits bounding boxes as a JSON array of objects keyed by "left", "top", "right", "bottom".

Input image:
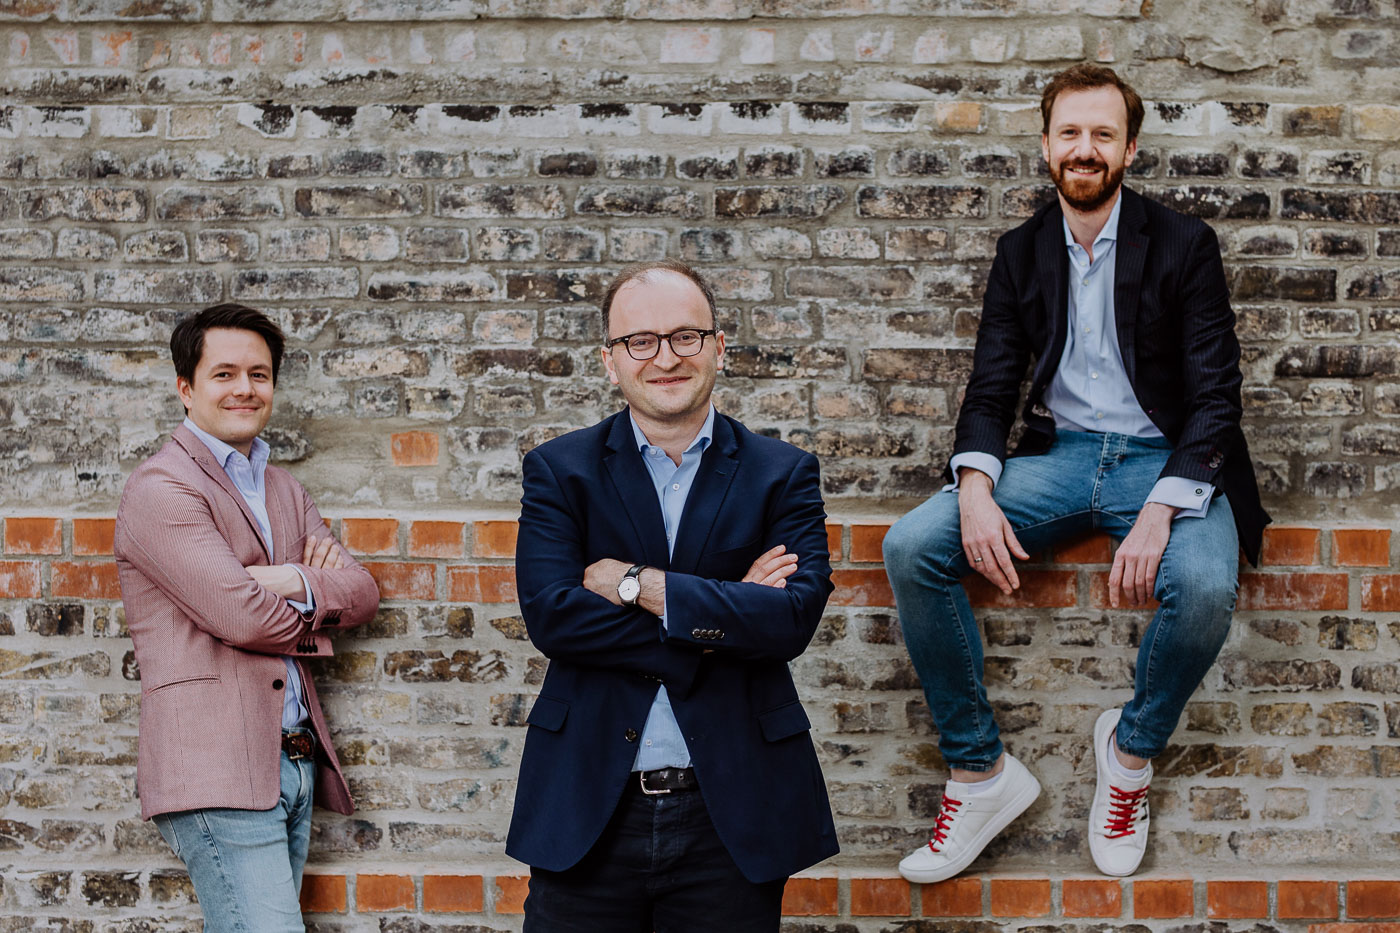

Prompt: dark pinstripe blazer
[{"left": 951, "top": 186, "right": 1269, "bottom": 565}]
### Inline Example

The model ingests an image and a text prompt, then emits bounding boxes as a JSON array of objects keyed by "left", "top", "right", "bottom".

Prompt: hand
[
  {"left": 957, "top": 468, "right": 1029, "bottom": 595},
  {"left": 1109, "top": 502, "right": 1176, "bottom": 607},
  {"left": 245, "top": 563, "right": 307, "bottom": 601},
  {"left": 583, "top": 558, "right": 630, "bottom": 606},
  {"left": 742, "top": 545, "right": 797, "bottom": 589},
  {"left": 302, "top": 534, "right": 344, "bottom": 570}
]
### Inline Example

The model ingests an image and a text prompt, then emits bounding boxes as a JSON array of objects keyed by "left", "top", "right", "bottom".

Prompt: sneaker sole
[{"left": 898, "top": 770, "right": 1043, "bottom": 884}]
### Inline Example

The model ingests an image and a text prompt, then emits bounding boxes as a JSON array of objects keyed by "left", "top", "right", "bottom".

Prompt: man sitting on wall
[{"left": 883, "top": 64, "right": 1269, "bottom": 881}]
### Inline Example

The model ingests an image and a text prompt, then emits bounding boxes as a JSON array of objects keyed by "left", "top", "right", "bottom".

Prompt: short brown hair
[
  {"left": 1040, "top": 63, "right": 1145, "bottom": 143},
  {"left": 171, "top": 302, "right": 285, "bottom": 385},
  {"left": 600, "top": 259, "right": 717, "bottom": 336}
]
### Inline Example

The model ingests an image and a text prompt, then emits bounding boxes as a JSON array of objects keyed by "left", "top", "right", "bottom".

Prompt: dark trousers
[{"left": 523, "top": 778, "right": 786, "bottom": 933}]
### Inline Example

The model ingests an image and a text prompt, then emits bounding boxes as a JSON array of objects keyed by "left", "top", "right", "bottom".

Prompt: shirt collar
[
  {"left": 183, "top": 416, "right": 269, "bottom": 470},
  {"left": 630, "top": 406, "right": 715, "bottom": 458},
  {"left": 1062, "top": 188, "right": 1123, "bottom": 251}
]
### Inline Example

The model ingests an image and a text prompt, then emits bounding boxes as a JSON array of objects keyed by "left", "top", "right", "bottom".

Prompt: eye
[
  {"left": 671, "top": 330, "right": 701, "bottom": 348},
  {"left": 627, "top": 334, "right": 658, "bottom": 353}
]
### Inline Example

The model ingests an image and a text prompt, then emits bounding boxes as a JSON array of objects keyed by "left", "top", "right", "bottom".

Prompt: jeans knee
[
  {"left": 1163, "top": 563, "right": 1238, "bottom": 619},
  {"left": 883, "top": 508, "right": 960, "bottom": 582}
]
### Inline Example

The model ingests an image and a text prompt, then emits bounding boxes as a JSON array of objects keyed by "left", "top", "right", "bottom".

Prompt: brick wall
[{"left": 2, "top": 0, "right": 1399, "bottom": 929}]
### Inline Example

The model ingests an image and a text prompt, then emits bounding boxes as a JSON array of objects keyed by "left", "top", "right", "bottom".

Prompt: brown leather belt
[
  {"left": 282, "top": 731, "right": 315, "bottom": 761},
  {"left": 635, "top": 767, "right": 698, "bottom": 795}
]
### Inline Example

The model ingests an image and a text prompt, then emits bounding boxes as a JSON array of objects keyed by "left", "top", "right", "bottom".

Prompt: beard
[{"left": 1049, "top": 157, "right": 1126, "bottom": 213}]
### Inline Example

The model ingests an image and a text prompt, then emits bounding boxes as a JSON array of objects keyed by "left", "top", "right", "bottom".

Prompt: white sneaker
[
  {"left": 898, "top": 753, "right": 1041, "bottom": 883},
  {"left": 1089, "top": 708, "right": 1152, "bottom": 876}
]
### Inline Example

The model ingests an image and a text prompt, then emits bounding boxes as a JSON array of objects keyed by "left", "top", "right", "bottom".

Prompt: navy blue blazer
[
  {"left": 952, "top": 186, "right": 1270, "bottom": 565},
  {"left": 506, "top": 409, "right": 839, "bottom": 884}
]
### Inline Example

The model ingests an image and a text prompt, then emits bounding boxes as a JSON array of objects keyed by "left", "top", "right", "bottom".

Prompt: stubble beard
[{"left": 1051, "top": 158, "right": 1126, "bottom": 213}]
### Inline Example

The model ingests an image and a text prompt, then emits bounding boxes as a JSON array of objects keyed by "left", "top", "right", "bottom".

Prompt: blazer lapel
[
  {"left": 1033, "top": 203, "right": 1070, "bottom": 388},
  {"left": 1113, "top": 188, "right": 1149, "bottom": 387},
  {"left": 602, "top": 411, "right": 672, "bottom": 569},
  {"left": 173, "top": 426, "right": 272, "bottom": 564},
  {"left": 668, "top": 415, "right": 739, "bottom": 575}
]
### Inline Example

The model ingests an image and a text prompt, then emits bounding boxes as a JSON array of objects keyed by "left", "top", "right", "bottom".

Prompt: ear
[
  {"left": 601, "top": 345, "right": 620, "bottom": 387},
  {"left": 1041, "top": 133, "right": 1050, "bottom": 166},
  {"left": 713, "top": 330, "right": 725, "bottom": 373},
  {"left": 176, "top": 375, "right": 193, "bottom": 412},
  {"left": 1123, "top": 136, "right": 1138, "bottom": 168}
]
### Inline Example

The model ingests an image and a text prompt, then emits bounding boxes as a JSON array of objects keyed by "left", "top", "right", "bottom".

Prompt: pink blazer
[{"left": 114, "top": 426, "right": 380, "bottom": 819}]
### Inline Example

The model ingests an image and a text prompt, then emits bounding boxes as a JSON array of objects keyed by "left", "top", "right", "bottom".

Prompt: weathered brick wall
[{"left": 2, "top": 0, "right": 1399, "bottom": 929}]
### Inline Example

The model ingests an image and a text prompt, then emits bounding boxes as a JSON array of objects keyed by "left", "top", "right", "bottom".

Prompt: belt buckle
[{"left": 639, "top": 771, "right": 671, "bottom": 796}]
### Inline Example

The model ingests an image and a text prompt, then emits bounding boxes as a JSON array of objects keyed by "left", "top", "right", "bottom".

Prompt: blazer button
[
  {"left": 691, "top": 628, "right": 703, "bottom": 638},
  {"left": 624, "top": 728, "right": 638, "bottom": 742},
  {"left": 272, "top": 678, "right": 284, "bottom": 690}
]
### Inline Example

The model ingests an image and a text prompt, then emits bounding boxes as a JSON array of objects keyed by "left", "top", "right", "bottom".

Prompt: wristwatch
[{"left": 618, "top": 563, "right": 646, "bottom": 606}]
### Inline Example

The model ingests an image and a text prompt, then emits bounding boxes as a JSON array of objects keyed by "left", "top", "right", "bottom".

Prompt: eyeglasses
[{"left": 605, "top": 328, "right": 717, "bottom": 361}]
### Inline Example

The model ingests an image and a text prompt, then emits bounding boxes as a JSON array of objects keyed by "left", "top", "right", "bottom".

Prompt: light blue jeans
[
  {"left": 153, "top": 749, "right": 315, "bottom": 933},
  {"left": 883, "top": 431, "right": 1239, "bottom": 770}
]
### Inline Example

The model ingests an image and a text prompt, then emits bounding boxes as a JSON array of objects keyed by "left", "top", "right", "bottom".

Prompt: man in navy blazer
[
  {"left": 507, "top": 259, "right": 838, "bottom": 931},
  {"left": 883, "top": 64, "right": 1269, "bottom": 882}
]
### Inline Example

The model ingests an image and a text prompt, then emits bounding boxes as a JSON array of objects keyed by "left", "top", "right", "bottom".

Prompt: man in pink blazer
[{"left": 114, "top": 303, "right": 380, "bottom": 932}]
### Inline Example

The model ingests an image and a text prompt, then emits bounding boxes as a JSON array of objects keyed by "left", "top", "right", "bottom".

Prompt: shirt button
[
  {"left": 672, "top": 483, "right": 680, "bottom": 490},
  {"left": 1082, "top": 278, "right": 1090, "bottom": 286},
  {"left": 1091, "top": 372, "right": 1099, "bottom": 379},
  {"left": 1195, "top": 488, "right": 1204, "bottom": 496},
  {"left": 1095, "top": 412, "right": 1105, "bottom": 419},
  {"left": 1083, "top": 327, "right": 1092, "bottom": 334}
]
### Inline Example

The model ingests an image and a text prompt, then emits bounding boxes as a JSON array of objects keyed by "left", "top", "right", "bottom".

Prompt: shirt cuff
[
  {"left": 1147, "top": 477, "right": 1214, "bottom": 519},
  {"left": 944, "top": 452, "right": 1004, "bottom": 492},
  {"left": 287, "top": 567, "right": 315, "bottom": 612}
]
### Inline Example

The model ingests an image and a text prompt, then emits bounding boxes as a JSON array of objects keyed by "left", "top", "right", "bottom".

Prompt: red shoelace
[
  {"left": 927, "top": 795, "right": 963, "bottom": 852},
  {"left": 1103, "top": 784, "right": 1149, "bottom": 837}
]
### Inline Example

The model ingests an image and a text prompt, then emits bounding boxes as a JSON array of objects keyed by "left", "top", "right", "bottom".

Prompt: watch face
[{"left": 618, "top": 576, "right": 641, "bottom": 603}]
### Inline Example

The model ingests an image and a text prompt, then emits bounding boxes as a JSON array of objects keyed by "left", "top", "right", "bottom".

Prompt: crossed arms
[
  {"left": 514, "top": 448, "right": 834, "bottom": 692},
  {"left": 115, "top": 464, "right": 379, "bottom": 656}
]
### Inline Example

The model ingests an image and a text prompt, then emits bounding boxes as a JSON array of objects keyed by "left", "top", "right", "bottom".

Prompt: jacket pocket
[
  {"left": 143, "top": 674, "right": 220, "bottom": 696},
  {"left": 525, "top": 695, "right": 569, "bottom": 733},
  {"left": 758, "top": 701, "right": 811, "bottom": 742}
]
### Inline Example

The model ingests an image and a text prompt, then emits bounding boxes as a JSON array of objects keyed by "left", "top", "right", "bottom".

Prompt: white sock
[
  {"left": 1106, "top": 731, "right": 1149, "bottom": 782},
  {"left": 952, "top": 768, "right": 1005, "bottom": 796}
]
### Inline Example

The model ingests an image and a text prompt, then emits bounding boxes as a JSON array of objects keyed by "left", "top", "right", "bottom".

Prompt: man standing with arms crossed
[
  {"left": 115, "top": 303, "right": 380, "bottom": 931},
  {"left": 883, "top": 65, "right": 1268, "bottom": 880},
  {"left": 508, "top": 260, "right": 838, "bottom": 931}
]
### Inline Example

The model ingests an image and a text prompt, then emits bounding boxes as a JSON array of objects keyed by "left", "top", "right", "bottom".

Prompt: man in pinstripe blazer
[
  {"left": 114, "top": 303, "right": 379, "bottom": 932},
  {"left": 883, "top": 64, "right": 1269, "bottom": 881}
]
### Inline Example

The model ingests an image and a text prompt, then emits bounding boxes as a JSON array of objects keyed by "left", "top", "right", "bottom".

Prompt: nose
[
  {"left": 232, "top": 373, "right": 255, "bottom": 396},
  {"left": 650, "top": 337, "right": 683, "bottom": 368}
]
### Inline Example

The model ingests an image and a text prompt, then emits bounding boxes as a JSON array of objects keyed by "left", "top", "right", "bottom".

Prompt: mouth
[
  {"left": 1066, "top": 163, "right": 1105, "bottom": 176},
  {"left": 648, "top": 376, "right": 691, "bottom": 386}
]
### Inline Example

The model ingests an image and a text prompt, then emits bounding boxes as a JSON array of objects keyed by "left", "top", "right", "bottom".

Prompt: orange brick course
[
  {"left": 390, "top": 431, "right": 440, "bottom": 466},
  {"left": 299, "top": 874, "right": 347, "bottom": 913},
  {"left": 0, "top": 560, "right": 42, "bottom": 599},
  {"left": 1262, "top": 526, "right": 1321, "bottom": 565},
  {"left": 4, "top": 517, "right": 62, "bottom": 554},
  {"left": 72, "top": 518, "right": 116, "bottom": 556},
  {"left": 1349, "top": 881, "right": 1400, "bottom": 919},
  {"left": 1062, "top": 878, "right": 1122, "bottom": 917},
  {"left": 1279, "top": 880, "right": 1340, "bottom": 919},
  {"left": 990, "top": 878, "right": 1052, "bottom": 917},
  {"left": 1208, "top": 880, "right": 1270, "bottom": 918},
  {"left": 363, "top": 561, "right": 437, "bottom": 600},
  {"left": 356, "top": 873, "right": 415, "bottom": 912},
  {"left": 850, "top": 876, "right": 910, "bottom": 916},
  {"left": 448, "top": 564, "right": 517, "bottom": 602},
  {"left": 781, "top": 876, "right": 838, "bottom": 916},
  {"left": 409, "top": 521, "right": 465, "bottom": 558},
  {"left": 493, "top": 875, "right": 529, "bottom": 914},
  {"left": 50, "top": 560, "right": 120, "bottom": 599},
  {"left": 922, "top": 877, "right": 983, "bottom": 917},
  {"left": 343, "top": 518, "right": 399, "bottom": 555},
  {"left": 1333, "top": 529, "right": 1390, "bottom": 567},
  {"left": 1134, "top": 879, "right": 1195, "bottom": 918},
  {"left": 473, "top": 520, "right": 518, "bottom": 558},
  {"left": 423, "top": 875, "right": 484, "bottom": 913}
]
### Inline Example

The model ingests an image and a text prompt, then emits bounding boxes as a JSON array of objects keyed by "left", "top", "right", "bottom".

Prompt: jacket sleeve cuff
[
  {"left": 287, "top": 567, "right": 316, "bottom": 614},
  {"left": 946, "top": 452, "right": 1004, "bottom": 492},
  {"left": 1147, "top": 477, "right": 1213, "bottom": 519}
]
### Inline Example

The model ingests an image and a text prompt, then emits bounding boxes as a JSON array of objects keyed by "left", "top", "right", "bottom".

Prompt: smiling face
[
  {"left": 601, "top": 270, "right": 724, "bottom": 431},
  {"left": 1042, "top": 84, "right": 1138, "bottom": 214},
  {"left": 176, "top": 327, "right": 275, "bottom": 456}
]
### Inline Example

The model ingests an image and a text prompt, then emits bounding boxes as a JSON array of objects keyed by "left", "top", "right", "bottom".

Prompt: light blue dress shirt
[
  {"left": 183, "top": 418, "right": 313, "bottom": 730},
  {"left": 949, "top": 194, "right": 1213, "bottom": 519},
  {"left": 629, "top": 405, "right": 716, "bottom": 771}
]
